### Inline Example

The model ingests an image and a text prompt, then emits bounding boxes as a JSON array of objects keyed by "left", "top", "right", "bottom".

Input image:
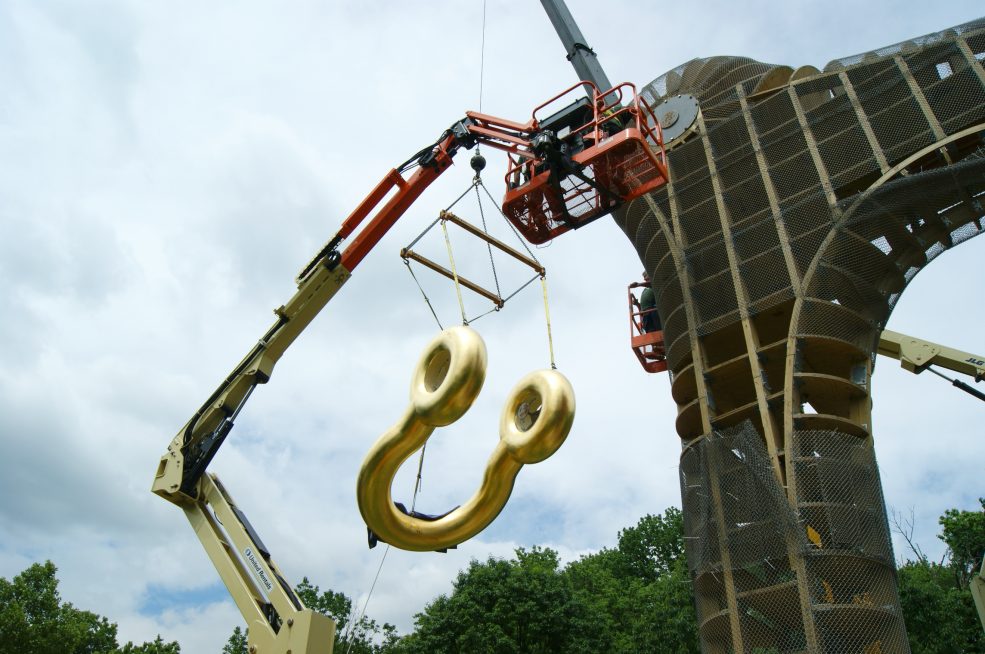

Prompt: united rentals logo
[{"left": 244, "top": 547, "right": 274, "bottom": 592}]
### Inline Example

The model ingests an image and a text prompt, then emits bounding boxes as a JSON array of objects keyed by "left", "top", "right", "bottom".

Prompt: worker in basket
[{"left": 640, "top": 271, "right": 661, "bottom": 334}]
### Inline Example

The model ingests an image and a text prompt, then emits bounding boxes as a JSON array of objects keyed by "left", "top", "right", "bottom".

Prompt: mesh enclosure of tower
[
  {"left": 616, "top": 18, "right": 985, "bottom": 654},
  {"left": 681, "top": 423, "right": 904, "bottom": 653}
]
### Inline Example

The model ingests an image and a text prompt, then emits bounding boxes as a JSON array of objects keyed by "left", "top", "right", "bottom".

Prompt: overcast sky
[{"left": 2, "top": 1, "right": 984, "bottom": 651}]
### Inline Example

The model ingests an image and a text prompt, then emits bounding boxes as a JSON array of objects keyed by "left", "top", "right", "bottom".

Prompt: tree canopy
[
  {"left": 8, "top": 500, "right": 982, "bottom": 654},
  {"left": 391, "top": 508, "right": 700, "bottom": 654},
  {"left": 0, "top": 561, "right": 179, "bottom": 654},
  {"left": 895, "top": 498, "right": 985, "bottom": 653},
  {"left": 938, "top": 498, "right": 985, "bottom": 589}
]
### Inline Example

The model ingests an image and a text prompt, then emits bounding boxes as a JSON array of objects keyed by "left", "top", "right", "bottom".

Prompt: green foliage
[
  {"left": 0, "top": 560, "right": 116, "bottom": 654},
  {"left": 395, "top": 546, "right": 574, "bottom": 654},
  {"left": 301, "top": 575, "right": 398, "bottom": 654},
  {"left": 394, "top": 509, "right": 699, "bottom": 654},
  {"left": 118, "top": 636, "right": 181, "bottom": 654},
  {"left": 616, "top": 506, "right": 685, "bottom": 582},
  {"left": 296, "top": 577, "right": 353, "bottom": 628},
  {"left": 567, "top": 510, "right": 699, "bottom": 654},
  {"left": 221, "top": 627, "right": 247, "bottom": 654},
  {"left": 896, "top": 499, "right": 984, "bottom": 652},
  {"left": 898, "top": 560, "right": 983, "bottom": 654},
  {"left": 0, "top": 561, "right": 180, "bottom": 654},
  {"left": 938, "top": 498, "right": 985, "bottom": 589}
]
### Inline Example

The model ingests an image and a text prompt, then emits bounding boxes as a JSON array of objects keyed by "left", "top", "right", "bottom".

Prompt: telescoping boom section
[{"left": 151, "top": 81, "right": 668, "bottom": 654}]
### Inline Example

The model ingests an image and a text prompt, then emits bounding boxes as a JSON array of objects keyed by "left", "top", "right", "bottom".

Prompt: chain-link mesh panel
[
  {"left": 793, "top": 430, "right": 908, "bottom": 653},
  {"left": 732, "top": 218, "right": 795, "bottom": 312},
  {"left": 797, "top": 78, "right": 882, "bottom": 195},
  {"left": 612, "top": 201, "right": 645, "bottom": 245},
  {"left": 847, "top": 58, "right": 937, "bottom": 167},
  {"left": 681, "top": 422, "right": 809, "bottom": 654},
  {"left": 909, "top": 43, "right": 985, "bottom": 133}
]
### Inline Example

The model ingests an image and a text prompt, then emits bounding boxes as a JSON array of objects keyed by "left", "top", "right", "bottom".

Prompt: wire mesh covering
[
  {"left": 793, "top": 430, "right": 908, "bottom": 653},
  {"left": 681, "top": 422, "right": 808, "bottom": 653},
  {"left": 615, "top": 16, "right": 985, "bottom": 654},
  {"left": 680, "top": 422, "right": 908, "bottom": 654}
]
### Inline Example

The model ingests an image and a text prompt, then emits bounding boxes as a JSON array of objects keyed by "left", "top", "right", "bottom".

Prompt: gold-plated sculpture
[{"left": 357, "top": 326, "right": 575, "bottom": 552}]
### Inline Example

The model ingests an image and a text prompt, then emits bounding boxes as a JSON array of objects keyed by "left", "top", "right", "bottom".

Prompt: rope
[
  {"left": 403, "top": 259, "right": 443, "bottom": 330},
  {"left": 345, "top": 438, "right": 434, "bottom": 654},
  {"left": 410, "top": 443, "right": 428, "bottom": 512},
  {"left": 540, "top": 275, "right": 557, "bottom": 370},
  {"left": 474, "top": 0, "right": 488, "bottom": 162},
  {"left": 465, "top": 305, "right": 500, "bottom": 325},
  {"left": 441, "top": 220, "right": 468, "bottom": 325},
  {"left": 402, "top": 176, "right": 474, "bottom": 262},
  {"left": 502, "top": 272, "right": 541, "bottom": 303},
  {"left": 405, "top": 215, "right": 443, "bottom": 253},
  {"left": 445, "top": 181, "right": 476, "bottom": 212}
]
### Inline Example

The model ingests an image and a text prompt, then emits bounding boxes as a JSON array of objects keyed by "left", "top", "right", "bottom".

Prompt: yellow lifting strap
[
  {"left": 540, "top": 274, "right": 556, "bottom": 370},
  {"left": 440, "top": 219, "right": 469, "bottom": 325}
]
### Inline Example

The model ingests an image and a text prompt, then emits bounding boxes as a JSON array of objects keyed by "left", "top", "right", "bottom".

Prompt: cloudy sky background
[{"left": 2, "top": 0, "right": 983, "bottom": 651}]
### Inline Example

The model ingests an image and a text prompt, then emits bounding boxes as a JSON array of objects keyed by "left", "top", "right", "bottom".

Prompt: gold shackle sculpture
[{"left": 356, "top": 326, "right": 575, "bottom": 552}]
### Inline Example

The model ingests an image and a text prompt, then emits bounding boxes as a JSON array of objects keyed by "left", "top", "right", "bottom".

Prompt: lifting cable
[
  {"left": 474, "top": 182, "right": 501, "bottom": 299},
  {"left": 343, "top": 544, "right": 388, "bottom": 654}
]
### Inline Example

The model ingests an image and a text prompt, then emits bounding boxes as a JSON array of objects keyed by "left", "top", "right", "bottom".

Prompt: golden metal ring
[{"left": 356, "top": 326, "right": 575, "bottom": 552}]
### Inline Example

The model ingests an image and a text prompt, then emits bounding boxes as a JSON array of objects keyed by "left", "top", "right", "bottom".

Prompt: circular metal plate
[{"left": 654, "top": 94, "right": 699, "bottom": 145}]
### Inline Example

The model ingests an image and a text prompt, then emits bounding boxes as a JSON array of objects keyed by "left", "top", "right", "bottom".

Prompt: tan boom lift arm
[
  {"left": 149, "top": 122, "right": 483, "bottom": 654},
  {"left": 149, "top": 120, "right": 491, "bottom": 654},
  {"left": 878, "top": 329, "right": 985, "bottom": 403}
]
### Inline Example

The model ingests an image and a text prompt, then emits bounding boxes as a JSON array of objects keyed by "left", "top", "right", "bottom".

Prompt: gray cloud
[{"left": 1, "top": 0, "right": 983, "bottom": 650}]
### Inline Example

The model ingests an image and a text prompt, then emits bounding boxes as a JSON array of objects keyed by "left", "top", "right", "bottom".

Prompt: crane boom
[
  {"left": 878, "top": 329, "right": 985, "bottom": 403},
  {"left": 150, "top": 126, "right": 468, "bottom": 654},
  {"left": 879, "top": 329, "right": 985, "bottom": 380},
  {"left": 151, "top": 130, "right": 461, "bottom": 506}
]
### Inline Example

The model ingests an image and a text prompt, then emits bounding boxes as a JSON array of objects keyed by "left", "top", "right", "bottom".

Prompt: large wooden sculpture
[{"left": 616, "top": 19, "right": 985, "bottom": 653}]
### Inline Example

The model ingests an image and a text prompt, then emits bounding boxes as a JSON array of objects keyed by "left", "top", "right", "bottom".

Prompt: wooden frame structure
[{"left": 616, "top": 19, "right": 985, "bottom": 653}]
